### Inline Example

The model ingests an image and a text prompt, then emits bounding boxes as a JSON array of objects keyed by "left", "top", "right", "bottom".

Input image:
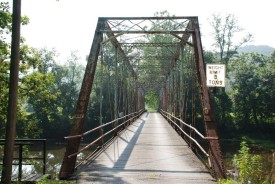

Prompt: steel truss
[{"left": 59, "top": 16, "right": 226, "bottom": 180}]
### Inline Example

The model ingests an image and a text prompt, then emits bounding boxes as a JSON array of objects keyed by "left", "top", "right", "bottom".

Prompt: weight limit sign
[{"left": 206, "top": 64, "right": 226, "bottom": 87}]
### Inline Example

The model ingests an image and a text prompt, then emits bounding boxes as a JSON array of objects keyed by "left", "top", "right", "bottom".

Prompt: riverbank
[{"left": 220, "top": 135, "right": 275, "bottom": 182}]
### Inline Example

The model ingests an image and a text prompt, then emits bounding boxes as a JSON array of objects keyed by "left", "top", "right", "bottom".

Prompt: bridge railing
[
  {"left": 159, "top": 109, "right": 218, "bottom": 168},
  {"left": 64, "top": 109, "right": 144, "bottom": 161},
  {"left": 0, "top": 139, "right": 47, "bottom": 181}
]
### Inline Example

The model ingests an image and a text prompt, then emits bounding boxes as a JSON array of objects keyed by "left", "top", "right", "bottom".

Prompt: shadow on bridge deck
[{"left": 75, "top": 112, "right": 216, "bottom": 184}]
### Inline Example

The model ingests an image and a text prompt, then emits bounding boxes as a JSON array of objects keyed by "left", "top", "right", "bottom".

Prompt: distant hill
[{"left": 238, "top": 45, "right": 275, "bottom": 55}]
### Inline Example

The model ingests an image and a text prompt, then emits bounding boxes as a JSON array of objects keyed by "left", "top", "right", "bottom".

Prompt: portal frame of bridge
[{"left": 59, "top": 16, "right": 226, "bottom": 180}]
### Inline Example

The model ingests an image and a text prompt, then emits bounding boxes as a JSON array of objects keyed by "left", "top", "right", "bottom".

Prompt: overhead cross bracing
[
  {"left": 59, "top": 16, "right": 226, "bottom": 181},
  {"left": 98, "top": 16, "right": 195, "bottom": 91}
]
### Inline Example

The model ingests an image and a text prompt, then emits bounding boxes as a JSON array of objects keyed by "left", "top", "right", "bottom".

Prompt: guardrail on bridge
[{"left": 0, "top": 139, "right": 47, "bottom": 181}]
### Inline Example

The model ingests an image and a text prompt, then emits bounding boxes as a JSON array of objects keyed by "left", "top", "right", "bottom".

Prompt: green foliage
[
  {"left": 210, "top": 88, "right": 233, "bottom": 133},
  {"left": 217, "top": 178, "right": 238, "bottom": 184},
  {"left": 229, "top": 53, "right": 275, "bottom": 132},
  {"left": 37, "top": 177, "right": 74, "bottom": 184},
  {"left": 0, "top": 2, "right": 12, "bottom": 132},
  {"left": 0, "top": 2, "right": 11, "bottom": 58},
  {"left": 207, "top": 13, "right": 275, "bottom": 136},
  {"left": 145, "top": 90, "right": 159, "bottom": 111},
  {"left": 0, "top": 2, "right": 44, "bottom": 138},
  {"left": 219, "top": 141, "right": 265, "bottom": 184},
  {"left": 0, "top": 2, "right": 84, "bottom": 138},
  {"left": 233, "top": 141, "right": 264, "bottom": 183}
]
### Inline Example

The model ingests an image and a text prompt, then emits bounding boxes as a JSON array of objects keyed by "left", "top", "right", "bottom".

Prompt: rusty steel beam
[
  {"left": 98, "top": 30, "right": 194, "bottom": 34},
  {"left": 153, "top": 20, "right": 193, "bottom": 84},
  {"left": 59, "top": 18, "right": 105, "bottom": 179},
  {"left": 103, "top": 16, "right": 198, "bottom": 20},
  {"left": 191, "top": 20, "right": 226, "bottom": 179},
  {"left": 104, "top": 21, "right": 137, "bottom": 79},
  {"left": 171, "top": 20, "right": 193, "bottom": 63},
  {"left": 120, "top": 42, "right": 180, "bottom": 48},
  {"left": 128, "top": 56, "right": 175, "bottom": 60},
  {"left": 121, "top": 42, "right": 179, "bottom": 45}
]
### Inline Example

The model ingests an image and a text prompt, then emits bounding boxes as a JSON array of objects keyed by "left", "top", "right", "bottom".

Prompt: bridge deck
[{"left": 76, "top": 112, "right": 216, "bottom": 183}]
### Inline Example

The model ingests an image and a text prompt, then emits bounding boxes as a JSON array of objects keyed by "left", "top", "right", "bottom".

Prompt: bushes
[
  {"left": 219, "top": 141, "right": 264, "bottom": 184},
  {"left": 233, "top": 141, "right": 263, "bottom": 183}
]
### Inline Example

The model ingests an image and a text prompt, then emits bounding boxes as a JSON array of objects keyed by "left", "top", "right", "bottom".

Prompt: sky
[{"left": 7, "top": 0, "right": 275, "bottom": 63}]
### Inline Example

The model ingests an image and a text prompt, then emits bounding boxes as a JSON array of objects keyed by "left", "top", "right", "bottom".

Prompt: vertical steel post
[
  {"left": 114, "top": 47, "right": 118, "bottom": 133},
  {"left": 132, "top": 78, "right": 135, "bottom": 114},
  {"left": 136, "top": 88, "right": 139, "bottom": 112},
  {"left": 59, "top": 18, "right": 105, "bottom": 179},
  {"left": 99, "top": 49, "right": 104, "bottom": 145},
  {"left": 172, "top": 69, "right": 176, "bottom": 119},
  {"left": 191, "top": 19, "right": 226, "bottom": 179},
  {"left": 190, "top": 52, "right": 196, "bottom": 150},
  {"left": 167, "top": 77, "right": 170, "bottom": 113},
  {"left": 1, "top": 1, "right": 21, "bottom": 183},
  {"left": 179, "top": 46, "right": 185, "bottom": 131},
  {"left": 164, "top": 81, "right": 168, "bottom": 112},
  {"left": 122, "top": 62, "right": 127, "bottom": 127},
  {"left": 134, "top": 77, "right": 138, "bottom": 113}
]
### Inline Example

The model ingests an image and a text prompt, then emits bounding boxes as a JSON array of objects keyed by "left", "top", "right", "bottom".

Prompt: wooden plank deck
[{"left": 75, "top": 112, "right": 216, "bottom": 184}]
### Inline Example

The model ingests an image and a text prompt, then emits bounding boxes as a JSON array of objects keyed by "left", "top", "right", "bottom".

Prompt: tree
[
  {"left": 208, "top": 13, "right": 252, "bottom": 131},
  {"left": 15, "top": 46, "right": 59, "bottom": 138},
  {"left": 0, "top": 2, "right": 38, "bottom": 138},
  {"left": 49, "top": 51, "right": 85, "bottom": 137},
  {"left": 0, "top": 2, "right": 63, "bottom": 138},
  {"left": 0, "top": 2, "right": 87, "bottom": 140},
  {"left": 24, "top": 49, "right": 85, "bottom": 138},
  {"left": 229, "top": 53, "right": 275, "bottom": 132},
  {"left": 56, "top": 51, "right": 84, "bottom": 117},
  {"left": 209, "top": 13, "right": 252, "bottom": 65},
  {"left": 145, "top": 90, "right": 159, "bottom": 111},
  {"left": 0, "top": 2, "right": 12, "bottom": 58}
]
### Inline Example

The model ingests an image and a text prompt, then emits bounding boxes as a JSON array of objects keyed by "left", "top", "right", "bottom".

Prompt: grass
[{"left": 37, "top": 177, "right": 75, "bottom": 184}]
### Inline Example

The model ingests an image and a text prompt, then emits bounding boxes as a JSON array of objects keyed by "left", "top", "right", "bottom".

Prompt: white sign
[{"left": 206, "top": 64, "right": 226, "bottom": 87}]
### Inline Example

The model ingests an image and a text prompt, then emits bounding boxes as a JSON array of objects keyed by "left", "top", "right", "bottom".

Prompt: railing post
[
  {"left": 0, "top": 139, "right": 47, "bottom": 182},
  {"left": 43, "top": 140, "right": 46, "bottom": 175},
  {"left": 18, "top": 144, "right": 23, "bottom": 181}
]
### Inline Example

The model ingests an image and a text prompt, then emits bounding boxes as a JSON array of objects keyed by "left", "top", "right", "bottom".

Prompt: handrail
[
  {"left": 66, "top": 109, "right": 144, "bottom": 158},
  {"left": 0, "top": 139, "right": 47, "bottom": 180},
  {"left": 64, "top": 110, "right": 141, "bottom": 140},
  {"left": 159, "top": 109, "right": 217, "bottom": 158},
  {"left": 160, "top": 110, "right": 218, "bottom": 140}
]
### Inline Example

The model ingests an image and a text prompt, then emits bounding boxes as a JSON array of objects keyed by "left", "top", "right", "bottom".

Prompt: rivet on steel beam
[{"left": 203, "top": 108, "right": 209, "bottom": 114}]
